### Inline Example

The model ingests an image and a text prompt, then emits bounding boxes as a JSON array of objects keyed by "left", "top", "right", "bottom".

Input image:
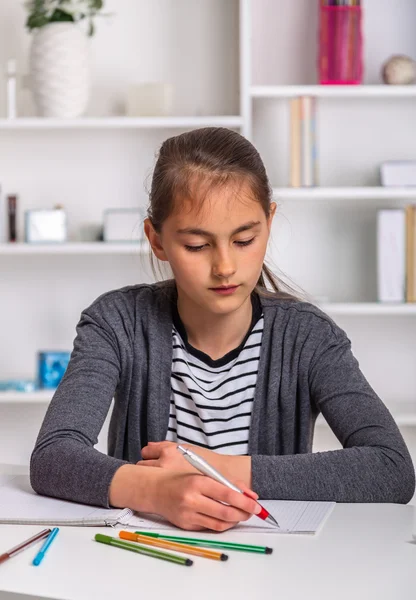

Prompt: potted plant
[{"left": 25, "top": 1, "right": 105, "bottom": 118}]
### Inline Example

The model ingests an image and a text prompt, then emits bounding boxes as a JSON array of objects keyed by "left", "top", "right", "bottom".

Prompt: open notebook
[{"left": 0, "top": 474, "right": 335, "bottom": 535}]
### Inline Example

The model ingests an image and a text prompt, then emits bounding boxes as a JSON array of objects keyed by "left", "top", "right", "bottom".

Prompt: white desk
[{"left": 0, "top": 465, "right": 415, "bottom": 600}]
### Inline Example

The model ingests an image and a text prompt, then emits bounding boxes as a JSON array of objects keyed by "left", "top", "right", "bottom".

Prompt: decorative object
[
  {"left": 380, "top": 161, "right": 416, "bottom": 187},
  {"left": 318, "top": 1, "right": 363, "bottom": 85},
  {"left": 7, "top": 195, "right": 17, "bottom": 242},
  {"left": 126, "top": 83, "right": 174, "bottom": 117},
  {"left": 381, "top": 55, "right": 416, "bottom": 85},
  {"left": 103, "top": 208, "right": 143, "bottom": 242},
  {"left": 25, "top": 207, "right": 67, "bottom": 243},
  {"left": 6, "top": 59, "right": 17, "bottom": 119},
  {"left": 38, "top": 351, "right": 71, "bottom": 389},
  {"left": 24, "top": 1, "right": 105, "bottom": 118}
]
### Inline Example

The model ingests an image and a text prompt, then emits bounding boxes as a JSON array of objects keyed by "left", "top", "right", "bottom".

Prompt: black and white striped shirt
[{"left": 165, "top": 294, "right": 263, "bottom": 455}]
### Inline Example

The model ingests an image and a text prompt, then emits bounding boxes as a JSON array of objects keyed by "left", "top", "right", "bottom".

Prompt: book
[
  {"left": 377, "top": 209, "right": 406, "bottom": 303},
  {"left": 0, "top": 474, "right": 334, "bottom": 535},
  {"left": 290, "top": 98, "right": 301, "bottom": 187},
  {"left": 406, "top": 205, "right": 416, "bottom": 303},
  {"left": 301, "top": 96, "right": 313, "bottom": 187}
]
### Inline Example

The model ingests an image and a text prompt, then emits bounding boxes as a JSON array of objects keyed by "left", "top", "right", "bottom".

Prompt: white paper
[
  {"left": 121, "top": 500, "right": 336, "bottom": 535},
  {"left": 0, "top": 475, "right": 335, "bottom": 534},
  {"left": 0, "top": 475, "right": 126, "bottom": 525}
]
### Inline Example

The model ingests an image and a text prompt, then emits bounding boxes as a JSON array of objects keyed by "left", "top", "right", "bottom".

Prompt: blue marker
[{"left": 32, "top": 527, "right": 59, "bottom": 566}]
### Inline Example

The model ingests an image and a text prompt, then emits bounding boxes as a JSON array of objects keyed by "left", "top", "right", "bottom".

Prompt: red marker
[{"left": 177, "top": 445, "right": 280, "bottom": 527}]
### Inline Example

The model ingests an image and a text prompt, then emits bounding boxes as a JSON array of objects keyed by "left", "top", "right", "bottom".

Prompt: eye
[
  {"left": 235, "top": 238, "right": 255, "bottom": 247},
  {"left": 184, "top": 245, "right": 207, "bottom": 252}
]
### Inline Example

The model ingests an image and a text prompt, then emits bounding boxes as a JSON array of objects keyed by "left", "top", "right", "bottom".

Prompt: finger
[
  {"left": 136, "top": 459, "right": 159, "bottom": 467},
  {"left": 200, "top": 479, "right": 260, "bottom": 516},
  {"left": 141, "top": 445, "right": 162, "bottom": 460},
  {"left": 192, "top": 494, "right": 252, "bottom": 525},
  {"left": 234, "top": 480, "right": 259, "bottom": 500},
  {"left": 192, "top": 513, "right": 238, "bottom": 532}
]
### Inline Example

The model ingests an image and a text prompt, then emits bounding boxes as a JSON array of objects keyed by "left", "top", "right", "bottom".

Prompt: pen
[
  {"left": 134, "top": 531, "right": 273, "bottom": 554},
  {"left": 95, "top": 534, "right": 193, "bottom": 566},
  {"left": 177, "top": 445, "right": 280, "bottom": 528},
  {"left": 0, "top": 529, "right": 51, "bottom": 565},
  {"left": 32, "top": 527, "right": 59, "bottom": 566},
  {"left": 119, "top": 531, "right": 228, "bottom": 561}
]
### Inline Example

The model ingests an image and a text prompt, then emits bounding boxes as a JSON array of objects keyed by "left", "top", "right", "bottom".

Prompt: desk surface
[{"left": 0, "top": 465, "right": 415, "bottom": 600}]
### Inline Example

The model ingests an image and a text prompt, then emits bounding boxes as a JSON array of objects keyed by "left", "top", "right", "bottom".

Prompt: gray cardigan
[{"left": 30, "top": 280, "right": 415, "bottom": 507}]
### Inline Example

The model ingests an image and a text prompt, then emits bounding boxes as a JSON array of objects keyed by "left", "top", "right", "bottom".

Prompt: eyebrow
[{"left": 176, "top": 220, "right": 261, "bottom": 237}]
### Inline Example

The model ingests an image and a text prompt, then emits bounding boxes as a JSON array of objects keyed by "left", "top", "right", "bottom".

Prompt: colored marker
[
  {"left": 0, "top": 529, "right": 51, "bottom": 565},
  {"left": 94, "top": 534, "right": 193, "bottom": 566},
  {"left": 119, "top": 531, "right": 228, "bottom": 561},
  {"left": 32, "top": 527, "right": 59, "bottom": 566},
  {"left": 135, "top": 531, "right": 273, "bottom": 554}
]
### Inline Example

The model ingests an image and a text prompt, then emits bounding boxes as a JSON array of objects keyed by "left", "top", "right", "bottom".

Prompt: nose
[{"left": 212, "top": 246, "right": 237, "bottom": 280}]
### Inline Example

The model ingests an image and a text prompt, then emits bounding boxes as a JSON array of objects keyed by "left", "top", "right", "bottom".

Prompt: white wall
[{"left": 0, "top": 0, "right": 415, "bottom": 506}]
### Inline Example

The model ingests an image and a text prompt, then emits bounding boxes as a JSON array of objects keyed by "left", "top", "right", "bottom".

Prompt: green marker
[
  {"left": 94, "top": 534, "right": 193, "bottom": 566},
  {"left": 134, "top": 532, "right": 273, "bottom": 555}
]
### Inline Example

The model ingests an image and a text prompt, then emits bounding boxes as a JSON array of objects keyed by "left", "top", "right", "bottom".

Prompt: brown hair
[{"left": 147, "top": 127, "right": 305, "bottom": 300}]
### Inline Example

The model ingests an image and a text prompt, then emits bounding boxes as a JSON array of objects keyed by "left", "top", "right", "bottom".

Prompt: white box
[
  {"left": 380, "top": 161, "right": 416, "bottom": 187},
  {"left": 377, "top": 209, "right": 406, "bottom": 302},
  {"left": 103, "top": 209, "right": 143, "bottom": 242},
  {"left": 126, "top": 83, "right": 174, "bottom": 117},
  {"left": 25, "top": 209, "right": 67, "bottom": 243}
]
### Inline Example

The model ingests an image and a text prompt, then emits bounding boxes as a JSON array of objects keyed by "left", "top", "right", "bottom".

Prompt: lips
[{"left": 210, "top": 285, "right": 239, "bottom": 290}]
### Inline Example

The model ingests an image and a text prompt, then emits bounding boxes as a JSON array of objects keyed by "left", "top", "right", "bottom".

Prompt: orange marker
[{"left": 119, "top": 531, "right": 228, "bottom": 561}]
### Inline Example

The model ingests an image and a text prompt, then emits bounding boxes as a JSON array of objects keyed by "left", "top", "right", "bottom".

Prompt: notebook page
[
  {"left": 0, "top": 475, "right": 127, "bottom": 526},
  {"left": 233, "top": 500, "right": 336, "bottom": 533},
  {"left": 123, "top": 500, "right": 335, "bottom": 534}
]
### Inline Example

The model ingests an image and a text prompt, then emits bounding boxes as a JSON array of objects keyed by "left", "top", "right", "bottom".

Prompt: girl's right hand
[{"left": 152, "top": 471, "right": 260, "bottom": 531}]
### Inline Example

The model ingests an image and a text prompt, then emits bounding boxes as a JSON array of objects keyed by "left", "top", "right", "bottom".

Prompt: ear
[
  {"left": 144, "top": 218, "right": 169, "bottom": 262},
  {"left": 267, "top": 202, "right": 277, "bottom": 232}
]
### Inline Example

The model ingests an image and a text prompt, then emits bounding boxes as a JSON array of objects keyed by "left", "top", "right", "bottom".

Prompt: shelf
[
  {"left": 0, "top": 116, "right": 243, "bottom": 130},
  {"left": 319, "top": 303, "right": 416, "bottom": 316},
  {"left": 1, "top": 391, "right": 415, "bottom": 427},
  {"left": 273, "top": 187, "right": 416, "bottom": 200},
  {"left": 317, "top": 408, "right": 416, "bottom": 427},
  {"left": 251, "top": 85, "right": 416, "bottom": 99},
  {"left": 0, "top": 242, "right": 149, "bottom": 255},
  {"left": 0, "top": 391, "right": 53, "bottom": 404}
]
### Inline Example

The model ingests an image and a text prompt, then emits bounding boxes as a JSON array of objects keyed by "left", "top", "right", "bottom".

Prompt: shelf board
[
  {"left": 251, "top": 85, "right": 416, "bottom": 99},
  {"left": 1, "top": 392, "right": 415, "bottom": 427},
  {"left": 319, "top": 303, "right": 416, "bottom": 315},
  {"left": 0, "top": 391, "right": 53, "bottom": 404},
  {"left": 273, "top": 187, "right": 416, "bottom": 200},
  {"left": 0, "top": 241, "right": 149, "bottom": 255},
  {"left": 0, "top": 116, "right": 243, "bottom": 130},
  {"left": 317, "top": 409, "right": 416, "bottom": 427}
]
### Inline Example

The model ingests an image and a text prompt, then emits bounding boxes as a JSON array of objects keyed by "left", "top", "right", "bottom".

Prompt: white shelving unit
[
  {"left": 273, "top": 187, "right": 416, "bottom": 200},
  {"left": 0, "top": 116, "right": 243, "bottom": 130},
  {"left": 0, "top": 242, "right": 149, "bottom": 255},
  {"left": 1, "top": 0, "right": 416, "bottom": 475},
  {"left": 251, "top": 85, "right": 416, "bottom": 98}
]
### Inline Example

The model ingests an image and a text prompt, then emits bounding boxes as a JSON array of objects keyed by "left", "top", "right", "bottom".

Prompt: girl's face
[{"left": 145, "top": 179, "right": 276, "bottom": 316}]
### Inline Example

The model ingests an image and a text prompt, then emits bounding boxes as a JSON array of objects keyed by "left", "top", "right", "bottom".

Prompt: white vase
[{"left": 29, "top": 22, "right": 90, "bottom": 118}]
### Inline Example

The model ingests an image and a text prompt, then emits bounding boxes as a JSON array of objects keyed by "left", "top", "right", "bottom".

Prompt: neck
[{"left": 176, "top": 290, "right": 253, "bottom": 361}]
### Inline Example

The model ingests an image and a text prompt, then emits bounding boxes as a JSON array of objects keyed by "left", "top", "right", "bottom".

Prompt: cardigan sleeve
[
  {"left": 251, "top": 324, "right": 415, "bottom": 503},
  {"left": 30, "top": 303, "right": 129, "bottom": 508}
]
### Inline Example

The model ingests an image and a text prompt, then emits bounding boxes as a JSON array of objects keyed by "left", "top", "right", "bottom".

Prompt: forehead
[{"left": 168, "top": 178, "right": 265, "bottom": 230}]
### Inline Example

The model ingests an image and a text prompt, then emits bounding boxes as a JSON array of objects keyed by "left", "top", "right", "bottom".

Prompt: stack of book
[
  {"left": 290, "top": 96, "right": 319, "bottom": 188},
  {"left": 377, "top": 206, "right": 416, "bottom": 303}
]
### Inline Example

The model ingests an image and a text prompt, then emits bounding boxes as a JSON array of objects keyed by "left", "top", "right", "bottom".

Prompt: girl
[{"left": 31, "top": 127, "right": 415, "bottom": 531}]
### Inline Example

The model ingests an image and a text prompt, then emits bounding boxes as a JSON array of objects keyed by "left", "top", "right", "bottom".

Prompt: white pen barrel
[{"left": 180, "top": 448, "right": 242, "bottom": 493}]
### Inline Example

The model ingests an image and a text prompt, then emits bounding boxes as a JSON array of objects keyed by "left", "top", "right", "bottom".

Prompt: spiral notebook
[{"left": 0, "top": 474, "right": 335, "bottom": 534}]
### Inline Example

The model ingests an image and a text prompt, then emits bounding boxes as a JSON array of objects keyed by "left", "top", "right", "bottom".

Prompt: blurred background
[{"left": 0, "top": 0, "right": 415, "bottom": 504}]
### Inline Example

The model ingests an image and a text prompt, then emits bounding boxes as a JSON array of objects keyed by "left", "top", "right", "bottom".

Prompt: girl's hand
[
  {"left": 152, "top": 471, "right": 260, "bottom": 531},
  {"left": 138, "top": 440, "right": 218, "bottom": 473}
]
